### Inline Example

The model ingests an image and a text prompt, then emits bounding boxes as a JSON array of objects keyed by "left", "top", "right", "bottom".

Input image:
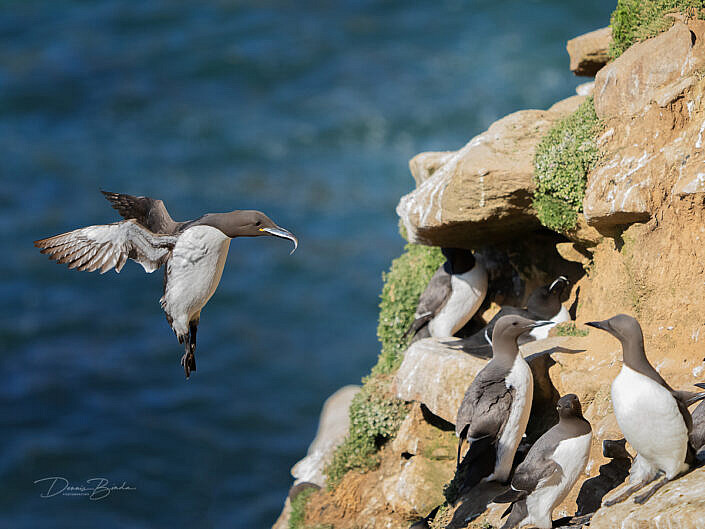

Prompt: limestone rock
[
  {"left": 383, "top": 455, "right": 454, "bottom": 516},
  {"left": 593, "top": 22, "right": 705, "bottom": 119},
  {"left": 394, "top": 338, "right": 485, "bottom": 424},
  {"left": 397, "top": 108, "right": 570, "bottom": 248},
  {"left": 585, "top": 20, "right": 705, "bottom": 230},
  {"left": 589, "top": 466, "right": 705, "bottom": 529},
  {"left": 566, "top": 27, "right": 611, "bottom": 77},
  {"left": 291, "top": 385, "right": 360, "bottom": 487},
  {"left": 548, "top": 94, "right": 586, "bottom": 114}
]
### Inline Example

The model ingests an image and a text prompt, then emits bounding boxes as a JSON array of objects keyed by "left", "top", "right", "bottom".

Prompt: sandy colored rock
[
  {"left": 394, "top": 338, "right": 486, "bottom": 424},
  {"left": 291, "top": 385, "right": 360, "bottom": 487},
  {"left": 548, "top": 94, "right": 586, "bottom": 114},
  {"left": 585, "top": 21, "right": 705, "bottom": 230},
  {"left": 397, "top": 108, "right": 571, "bottom": 248},
  {"left": 589, "top": 466, "right": 705, "bottom": 529},
  {"left": 566, "top": 27, "right": 611, "bottom": 77},
  {"left": 594, "top": 22, "right": 705, "bottom": 119}
]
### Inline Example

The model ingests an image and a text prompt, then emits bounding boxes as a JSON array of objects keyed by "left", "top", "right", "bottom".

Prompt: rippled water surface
[{"left": 1, "top": 1, "right": 614, "bottom": 527}]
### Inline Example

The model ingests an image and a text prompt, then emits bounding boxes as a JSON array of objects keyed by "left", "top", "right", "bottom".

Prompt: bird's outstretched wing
[
  {"left": 35, "top": 219, "right": 177, "bottom": 274},
  {"left": 101, "top": 190, "right": 180, "bottom": 235}
]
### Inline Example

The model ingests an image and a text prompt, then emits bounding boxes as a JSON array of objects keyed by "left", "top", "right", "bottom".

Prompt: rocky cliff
[{"left": 276, "top": 5, "right": 705, "bottom": 529}]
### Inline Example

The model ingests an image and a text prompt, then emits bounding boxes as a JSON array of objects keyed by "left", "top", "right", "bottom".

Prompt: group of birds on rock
[
  {"left": 35, "top": 191, "right": 298, "bottom": 378},
  {"left": 406, "top": 249, "right": 705, "bottom": 529}
]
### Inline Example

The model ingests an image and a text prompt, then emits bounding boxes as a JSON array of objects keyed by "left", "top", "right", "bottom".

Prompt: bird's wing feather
[
  {"left": 456, "top": 368, "right": 514, "bottom": 441},
  {"left": 101, "top": 190, "right": 180, "bottom": 234},
  {"left": 508, "top": 436, "right": 563, "bottom": 496},
  {"left": 415, "top": 265, "right": 452, "bottom": 318},
  {"left": 35, "top": 220, "right": 176, "bottom": 274}
]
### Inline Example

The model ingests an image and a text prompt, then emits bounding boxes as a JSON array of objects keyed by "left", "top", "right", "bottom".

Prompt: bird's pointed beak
[
  {"left": 261, "top": 226, "right": 298, "bottom": 254},
  {"left": 529, "top": 320, "right": 554, "bottom": 329},
  {"left": 585, "top": 320, "right": 609, "bottom": 331}
]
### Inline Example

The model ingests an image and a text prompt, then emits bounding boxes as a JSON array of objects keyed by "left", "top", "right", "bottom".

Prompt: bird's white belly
[
  {"left": 161, "top": 226, "right": 230, "bottom": 334},
  {"left": 493, "top": 354, "right": 533, "bottom": 482},
  {"left": 429, "top": 262, "right": 488, "bottom": 337},
  {"left": 524, "top": 305, "right": 570, "bottom": 343},
  {"left": 612, "top": 366, "right": 688, "bottom": 478},
  {"left": 524, "top": 432, "right": 592, "bottom": 528}
]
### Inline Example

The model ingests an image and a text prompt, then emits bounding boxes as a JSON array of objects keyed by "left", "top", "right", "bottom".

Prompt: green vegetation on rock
[
  {"left": 375, "top": 243, "right": 445, "bottom": 374},
  {"left": 288, "top": 487, "right": 317, "bottom": 529},
  {"left": 323, "top": 244, "right": 442, "bottom": 488},
  {"left": 532, "top": 96, "right": 601, "bottom": 233},
  {"left": 609, "top": 0, "right": 705, "bottom": 58},
  {"left": 555, "top": 322, "right": 589, "bottom": 337},
  {"left": 324, "top": 376, "right": 409, "bottom": 488}
]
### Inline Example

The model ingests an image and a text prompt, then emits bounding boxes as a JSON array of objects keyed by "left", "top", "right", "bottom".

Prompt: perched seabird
[
  {"left": 586, "top": 314, "right": 705, "bottom": 504},
  {"left": 34, "top": 191, "right": 298, "bottom": 378},
  {"left": 494, "top": 393, "right": 592, "bottom": 529},
  {"left": 461, "top": 276, "right": 570, "bottom": 353},
  {"left": 455, "top": 315, "right": 553, "bottom": 483},
  {"left": 405, "top": 248, "right": 488, "bottom": 341}
]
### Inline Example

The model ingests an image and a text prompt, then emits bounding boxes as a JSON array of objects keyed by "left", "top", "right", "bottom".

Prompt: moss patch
[
  {"left": 288, "top": 487, "right": 317, "bottom": 529},
  {"left": 533, "top": 96, "right": 601, "bottom": 233},
  {"left": 324, "top": 376, "right": 409, "bottom": 488},
  {"left": 375, "top": 243, "right": 445, "bottom": 374},
  {"left": 555, "top": 322, "right": 589, "bottom": 337},
  {"left": 609, "top": 0, "right": 705, "bottom": 59}
]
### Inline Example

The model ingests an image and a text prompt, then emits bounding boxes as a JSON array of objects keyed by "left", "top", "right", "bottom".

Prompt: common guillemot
[
  {"left": 35, "top": 191, "right": 298, "bottom": 378},
  {"left": 461, "top": 276, "right": 570, "bottom": 354},
  {"left": 494, "top": 393, "right": 592, "bottom": 529},
  {"left": 455, "top": 315, "right": 553, "bottom": 483},
  {"left": 586, "top": 314, "right": 705, "bottom": 505},
  {"left": 406, "top": 248, "right": 488, "bottom": 341}
]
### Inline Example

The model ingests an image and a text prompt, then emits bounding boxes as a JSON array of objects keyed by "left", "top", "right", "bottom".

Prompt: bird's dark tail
[
  {"left": 404, "top": 313, "right": 433, "bottom": 340},
  {"left": 493, "top": 487, "right": 527, "bottom": 504},
  {"left": 499, "top": 500, "right": 527, "bottom": 529},
  {"left": 675, "top": 383, "right": 705, "bottom": 406}
]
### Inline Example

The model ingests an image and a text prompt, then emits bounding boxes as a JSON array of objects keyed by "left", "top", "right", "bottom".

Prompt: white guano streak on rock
[
  {"left": 397, "top": 135, "right": 486, "bottom": 228},
  {"left": 695, "top": 120, "right": 705, "bottom": 149}
]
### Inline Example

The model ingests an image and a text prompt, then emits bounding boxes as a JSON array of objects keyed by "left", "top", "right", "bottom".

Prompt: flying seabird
[
  {"left": 461, "top": 276, "right": 570, "bottom": 353},
  {"left": 405, "top": 248, "right": 488, "bottom": 341},
  {"left": 586, "top": 314, "right": 705, "bottom": 504},
  {"left": 34, "top": 191, "right": 298, "bottom": 378},
  {"left": 455, "top": 315, "right": 553, "bottom": 484},
  {"left": 494, "top": 393, "right": 592, "bottom": 529}
]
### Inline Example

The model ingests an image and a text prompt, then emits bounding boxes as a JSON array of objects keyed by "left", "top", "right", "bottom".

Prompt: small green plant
[
  {"left": 324, "top": 376, "right": 409, "bottom": 488},
  {"left": 555, "top": 322, "right": 589, "bottom": 337},
  {"left": 375, "top": 244, "right": 445, "bottom": 374},
  {"left": 609, "top": 0, "right": 705, "bottom": 58},
  {"left": 288, "top": 487, "right": 317, "bottom": 529},
  {"left": 533, "top": 96, "right": 602, "bottom": 233}
]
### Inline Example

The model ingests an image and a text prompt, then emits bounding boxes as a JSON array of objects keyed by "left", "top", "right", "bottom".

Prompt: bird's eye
[{"left": 255, "top": 221, "right": 261, "bottom": 226}]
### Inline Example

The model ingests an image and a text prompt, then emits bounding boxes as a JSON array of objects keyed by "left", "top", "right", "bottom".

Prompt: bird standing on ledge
[{"left": 34, "top": 191, "right": 298, "bottom": 378}]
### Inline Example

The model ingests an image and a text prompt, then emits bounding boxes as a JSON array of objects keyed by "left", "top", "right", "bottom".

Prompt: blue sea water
[{"left": 1, "top": 1, "right": 614, "bottom": 527}]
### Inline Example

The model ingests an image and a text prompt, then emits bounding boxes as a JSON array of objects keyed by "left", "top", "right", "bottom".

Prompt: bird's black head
[
  {"left": 527, "top": 276, "right": 569, "bottom": 319},
  {"left": 493, "top": 315, "right": 554, "bottom": 342},
  {"left": 556, "top": 393, "right": 583, "bottom": 419},
  {"left": 441, "top": 248, "right": 476, "bottom": 274},
  {"left": 208, "top": 210, "right": 298, "bottom": 253}
]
